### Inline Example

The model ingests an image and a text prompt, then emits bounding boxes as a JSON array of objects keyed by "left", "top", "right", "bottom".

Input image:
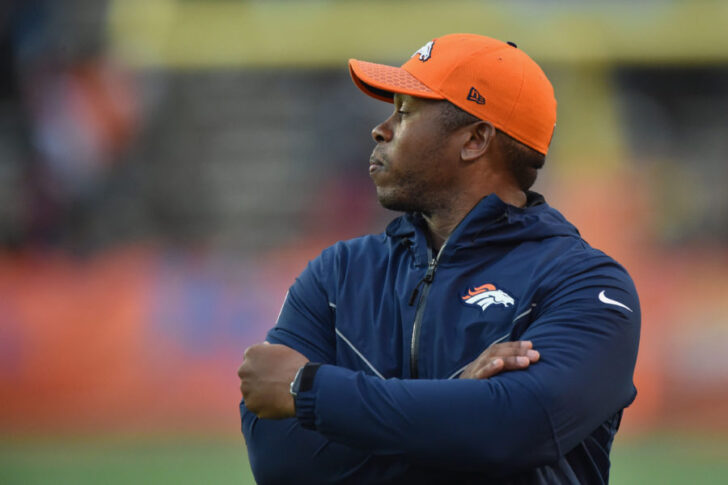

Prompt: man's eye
[{"left": 397, "top": 110, "right": 408, "bottom": 116}]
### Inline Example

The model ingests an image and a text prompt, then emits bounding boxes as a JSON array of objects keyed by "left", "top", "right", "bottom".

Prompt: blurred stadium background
[{"left": 1, "top": 1, "right": 728, "bottom": 483}]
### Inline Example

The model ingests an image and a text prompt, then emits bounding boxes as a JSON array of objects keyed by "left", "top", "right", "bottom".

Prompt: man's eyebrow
[{"left": 394, "top": 94, "right": 416, "bottom": 109}]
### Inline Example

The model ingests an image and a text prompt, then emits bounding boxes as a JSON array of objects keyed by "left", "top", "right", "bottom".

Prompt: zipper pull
[
  {"left": 423, "top": 258, "right": 437, "bottom": 283},
  {"left": 408, "top": 258, "right": 438, "bottom": 306}
]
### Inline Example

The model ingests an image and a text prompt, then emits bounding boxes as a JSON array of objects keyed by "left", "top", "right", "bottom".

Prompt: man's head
[
  {"left": 350, "top": 34, "right": 555, "bottom": 211},
  {"left": 367, "top": 93, "right": 543, "bottom": 215}
]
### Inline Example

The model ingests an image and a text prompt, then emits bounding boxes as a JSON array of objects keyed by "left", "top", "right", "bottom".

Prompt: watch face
[{"left": 289, "top": 379, "right": 297, "bottom": 397}]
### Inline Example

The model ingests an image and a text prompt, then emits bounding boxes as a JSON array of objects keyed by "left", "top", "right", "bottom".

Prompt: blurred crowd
[{"left": 0, "top": 0, "right": 138, "bottom": 251}]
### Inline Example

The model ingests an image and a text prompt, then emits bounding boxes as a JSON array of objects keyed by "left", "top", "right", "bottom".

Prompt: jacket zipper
[{"left": 409, "top": 243, "right": 446, "bottom": 379}]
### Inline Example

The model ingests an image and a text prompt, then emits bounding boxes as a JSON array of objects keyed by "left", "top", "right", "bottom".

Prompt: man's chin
[{"left": 376, "top": 190, "right": 419, "bottom": 213}]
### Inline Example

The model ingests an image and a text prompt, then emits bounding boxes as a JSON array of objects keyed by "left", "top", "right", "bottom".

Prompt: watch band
[
  {"left": 290, "top": 363, "right": 322, "bottom": 430},
  {"left": 298, "top": 362, "right": 322, "bottom": 393}
]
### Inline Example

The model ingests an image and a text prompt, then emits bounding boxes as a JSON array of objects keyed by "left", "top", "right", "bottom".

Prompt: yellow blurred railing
[{"left": 108, "top": 0, "right": 728, "bottom": 68}]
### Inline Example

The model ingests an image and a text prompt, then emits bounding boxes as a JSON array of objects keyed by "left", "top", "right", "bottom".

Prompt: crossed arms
[
  {"left": 237, "top": 264, "right": 639, "bottom": 483},
  {"left": 239, "top": 340, "right": 541, "bottom": 484}
]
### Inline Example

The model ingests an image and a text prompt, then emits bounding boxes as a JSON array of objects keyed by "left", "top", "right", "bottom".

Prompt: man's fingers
[
  {"left": 461, "top": 341, "right": 540, "bottom": 379},
  {"left": 474, "top": 358, "right": 504, "bottom": 379},
  {"left": 483, "top": 341, "right": 539, "bottom": 360},
  {"left": 502, "top": 354, "right": 537, "bottom": 369},
  {"left": 472, "top": 354, "right": 535, "bottom": 379},
  {"left": 483, "top": 340, "right": 531, "bottom": 355}
]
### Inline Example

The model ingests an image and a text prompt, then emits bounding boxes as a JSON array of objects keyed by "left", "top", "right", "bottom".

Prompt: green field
[{"left": 1, "top": 432, "right": 727, "bottom": 484}]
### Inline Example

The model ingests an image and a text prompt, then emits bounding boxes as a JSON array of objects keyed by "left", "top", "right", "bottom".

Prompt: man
[{"left": 238, "top": 33, "right": 640, "bottom": 484}]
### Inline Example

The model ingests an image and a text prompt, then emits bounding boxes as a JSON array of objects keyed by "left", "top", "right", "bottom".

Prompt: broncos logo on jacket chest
[{"left": 461, "top": 284, "right": 515, "bottom": 311}]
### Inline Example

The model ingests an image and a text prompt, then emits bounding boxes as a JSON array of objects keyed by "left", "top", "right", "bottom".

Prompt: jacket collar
[{"left": 385, "top": 191, "right": 571, "bottom": 266}]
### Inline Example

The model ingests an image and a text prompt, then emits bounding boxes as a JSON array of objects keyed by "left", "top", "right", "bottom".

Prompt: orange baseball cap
[{"left": 349, "top": 33, "right": 557, "bottom": 155}]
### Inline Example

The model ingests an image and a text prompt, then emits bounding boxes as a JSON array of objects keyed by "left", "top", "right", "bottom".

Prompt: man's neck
[{"left": 422, "top": 213, "right": 454, "bottom": 254}]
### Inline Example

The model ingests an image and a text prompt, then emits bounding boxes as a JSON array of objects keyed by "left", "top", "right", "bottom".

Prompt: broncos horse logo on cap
[
  {"left": 462, "top": 284, "right": 514, "bottom": 311},
  {"left": 412, "top": 40, "right": 434, "bottom": 62}
]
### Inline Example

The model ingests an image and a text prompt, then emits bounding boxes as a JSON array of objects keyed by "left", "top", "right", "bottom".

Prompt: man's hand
[
  {"left": 238, "top": 342, "right": 309, "bottom": 419},
  {"left": 459, "top": 341, "right": 539, "bottom": 379}
]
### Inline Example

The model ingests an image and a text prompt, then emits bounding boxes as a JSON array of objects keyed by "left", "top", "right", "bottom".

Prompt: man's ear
[{"left": 461, "top": 121, "right": 496, "bottom": 162}]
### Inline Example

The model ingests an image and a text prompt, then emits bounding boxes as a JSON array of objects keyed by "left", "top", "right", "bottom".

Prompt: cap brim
[{"left": 348, "top": 59, "right": 443, "bottom": 103}]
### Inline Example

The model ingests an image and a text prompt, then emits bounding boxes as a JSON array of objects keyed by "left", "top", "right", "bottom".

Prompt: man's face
[{"left": 369, "top": 94, "right": 461, "bottom": 214}]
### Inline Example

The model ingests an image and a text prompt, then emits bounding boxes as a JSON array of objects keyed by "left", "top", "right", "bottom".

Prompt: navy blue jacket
[{"left": 240, "top": 192, "right": 640, "bottom": 484}]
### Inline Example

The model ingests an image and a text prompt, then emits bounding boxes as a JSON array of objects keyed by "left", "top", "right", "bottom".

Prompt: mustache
[{"left": 369, "top": 152, "right": 387, "bottom": 166}]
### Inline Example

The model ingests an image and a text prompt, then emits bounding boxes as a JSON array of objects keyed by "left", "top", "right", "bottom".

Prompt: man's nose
[{"left": 371, "top": 119, "right": 393, "bottom": 143}]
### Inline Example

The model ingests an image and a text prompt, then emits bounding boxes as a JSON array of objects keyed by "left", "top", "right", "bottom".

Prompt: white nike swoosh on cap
[{"left": 598, "top": 290, "right": 633, "bottom": 312}]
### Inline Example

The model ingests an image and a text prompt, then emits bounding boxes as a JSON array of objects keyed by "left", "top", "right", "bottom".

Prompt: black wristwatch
[{"left": 290, "top": 362, "right": 322, "bottom": 400}]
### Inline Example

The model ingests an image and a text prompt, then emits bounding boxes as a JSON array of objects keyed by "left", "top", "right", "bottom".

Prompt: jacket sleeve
[
  {"left": 294, "top": 262, "right": 640, "bottom": 476},
  {"left": 264, "top": 250, "right": 338, "bottom": 363},
  {"left": 241, "top": 403, "right": 420, "bottom": 484},
  {"left": 240, "top": 249, "right": 416, "bottom": 484}
]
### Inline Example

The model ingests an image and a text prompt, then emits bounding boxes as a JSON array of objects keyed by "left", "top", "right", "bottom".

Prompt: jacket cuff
[
  {"left": 294, "top": 364, "right": 324, "bottom": 430},
  {"left": 294, "top": 391, "right": 317, "bottom": 430}
]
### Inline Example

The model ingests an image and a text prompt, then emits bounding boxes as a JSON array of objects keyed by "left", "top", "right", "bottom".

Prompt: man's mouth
[{"left": 369, "top": 154, "right": 385, "bottom": 174}]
